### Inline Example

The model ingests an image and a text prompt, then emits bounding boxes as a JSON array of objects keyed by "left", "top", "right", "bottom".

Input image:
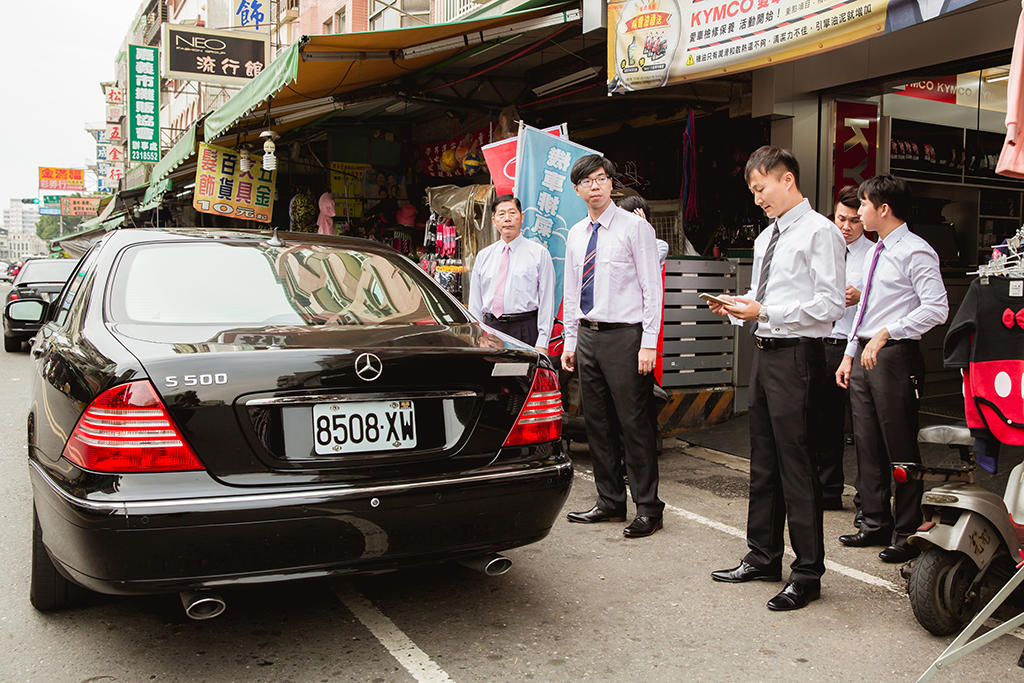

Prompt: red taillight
[
  {"left": 63, "top": 380, "right": 204, "bottom": 473},
  {"left": 502, "top": 368, "right": 562, "bottom": 447},
  {"left": 893, "top": 466, "right": 908, "bottom": 483},
  {"left": 7, "top": 292, "right": 17, "bottom": 301}
]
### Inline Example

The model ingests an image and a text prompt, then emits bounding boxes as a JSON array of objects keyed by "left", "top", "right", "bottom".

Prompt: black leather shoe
[
  {"left": 623, "top": 516, "right": 662, "bottom": 538},
  {"left": 854, "top": 509, "right": 864, "bottom": 529},
  {"left": 821, "top": 497, "right": 844, "bottom": 511},
  {"left": 839, "top": 528, "right": 892, "bottom": 547},
  {"left": 711, "top": 561, "right": 782, "bottom": 583},
  {"left": 566, "top": 505, "right": 626, "bottom": 524},
  {"left": 767, "top": 581, "right": 820, "bottom": 611},
  {"left": 879, "top": 544, "right": 920, "bottom": 563}
]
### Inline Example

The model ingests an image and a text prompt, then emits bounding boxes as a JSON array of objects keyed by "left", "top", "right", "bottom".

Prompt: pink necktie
[
  {"left": 849, "top": 240, "right": 886, "bottom": 341},
  {"left": 491, "top": 245, "right": 510, "bottom": 317}
]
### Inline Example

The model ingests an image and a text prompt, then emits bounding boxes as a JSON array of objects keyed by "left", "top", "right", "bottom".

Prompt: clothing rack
[{"left": 971, "top": 226, "right": 1024, "bottom": 279}]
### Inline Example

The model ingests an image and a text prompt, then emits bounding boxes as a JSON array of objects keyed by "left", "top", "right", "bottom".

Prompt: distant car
[
  {"left": 4, "top": 261, "right": 22, "bottom": 282},
  {"left": 3, "top": 259, "right": 78, "bottom": 351},
  {"left": 24, "top": 228, "right": 571, "bottom": 617}
]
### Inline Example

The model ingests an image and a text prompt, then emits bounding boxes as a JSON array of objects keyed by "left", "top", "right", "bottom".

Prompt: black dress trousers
[
  {"left": 744, "top": 339, "right": 826, "bottom": 584},
  {"left": 577, "top": 324, "right": 663, "bottom": 517},
  {"left": 816, "top": 340, "right": 852, "bottom": 501},
  {"left": 483, "top": 311, "right": 540, "bottom": 348},
  {"left": 849, "top": 342, "right": 925, "bottom": 544}
]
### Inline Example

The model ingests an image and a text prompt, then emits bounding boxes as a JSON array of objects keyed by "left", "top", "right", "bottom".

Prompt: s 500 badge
[{"left": 164, "top": 373, "right": 229, "bottom": 388}]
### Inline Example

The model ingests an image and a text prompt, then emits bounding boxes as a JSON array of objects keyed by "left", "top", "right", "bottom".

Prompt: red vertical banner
[{"left": 833, "top": 101, "right": 878, "bottom": 201}]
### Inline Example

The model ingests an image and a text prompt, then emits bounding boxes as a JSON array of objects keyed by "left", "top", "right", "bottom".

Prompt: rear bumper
[{"left": 30, "top": 454, "right": 573, "bottom": 595}]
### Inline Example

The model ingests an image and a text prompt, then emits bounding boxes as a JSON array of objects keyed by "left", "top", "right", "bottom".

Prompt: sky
[{"left": 1, "top": 2, "right": 140, "bottom": 203}]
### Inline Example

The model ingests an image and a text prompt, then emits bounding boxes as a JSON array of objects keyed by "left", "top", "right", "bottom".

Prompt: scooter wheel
[{"left": 908, "top": 546, "right": 979, "bottom": 636}]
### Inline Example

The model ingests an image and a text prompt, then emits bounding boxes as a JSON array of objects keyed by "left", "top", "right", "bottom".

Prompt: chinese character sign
[
  {"left": 514, "top": 125, "right": 601, "bottom": 353},
  {"left": 38, "top": 167, "right": 85, "bottom": 191},
  {"left": 329, "top": 162, "right": 372, "bottom": 219},
  {"left": 60, "top": 197, "right": 102, "bottom": 217},
  {"left": 235, "top": 0, "right": 266, "bottom": 27},
  {"left": 128, "top": 45, "right": 160, "bottom": 163},
  {"left": 481, "top": 125, "right": 564, "bottom": 196},
  {"left": 163, "top": 25, "right": 269, "bottom": 86},
  {"left": 605, "top": 0, "right": 980, "bottom": 92},
  {"left": 193, "top": 142, "right": 277, "bottom": 223}
]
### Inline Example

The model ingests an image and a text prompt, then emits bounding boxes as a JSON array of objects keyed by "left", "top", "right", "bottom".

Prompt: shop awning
[
  {"left": 52, "top": 211, "right": 128, "bottom": 257},
  {"left": 139, "top": 176, "right": 173, "bottom": 212},
  {"left": 152, "top": 119, "right": 200, "bottom": 183},
  {"left": 203, "top": 3, "right": 580, "bottom": 141}
]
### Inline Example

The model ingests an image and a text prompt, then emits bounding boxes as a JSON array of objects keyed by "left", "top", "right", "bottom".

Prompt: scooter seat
[{"left": 918, "top": 425, "right": 973, "bottom": 447}]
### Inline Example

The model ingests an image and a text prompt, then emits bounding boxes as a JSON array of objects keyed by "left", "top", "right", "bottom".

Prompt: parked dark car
[
  {"left": 25, "top": 228, "right": 570, "bottom": 617},
  {"left": 4, "top": 258, "right": 78, "bottom": 351}
]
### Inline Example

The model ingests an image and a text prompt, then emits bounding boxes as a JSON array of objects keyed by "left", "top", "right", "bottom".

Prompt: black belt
[
  {"left": 485, "top": 310, "right": 538, "bottom": 323},
  {"left": 753, "top": 336, "right": 822, "bottom": 350},
  {"left": 823, "top": 338, "right": 846, "bottom": 346},
  {"left": 857, "top": 337, "right": 918, "bottom": 348},
  {"left": 579, "top": 320, "right": 641, "bottom": 331}
]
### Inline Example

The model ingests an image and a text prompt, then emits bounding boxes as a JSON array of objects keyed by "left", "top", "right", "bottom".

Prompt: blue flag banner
[{"left": 514, "top": 124, "right": 601, "bottom": 352}]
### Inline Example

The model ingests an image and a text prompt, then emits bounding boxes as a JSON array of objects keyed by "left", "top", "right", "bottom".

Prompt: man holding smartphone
[
  {"left": 707, "top": 146, "right": 844, "bottom": 611},
  {"left": 835, "top": 175, "right": 948, "bottom": 563}
]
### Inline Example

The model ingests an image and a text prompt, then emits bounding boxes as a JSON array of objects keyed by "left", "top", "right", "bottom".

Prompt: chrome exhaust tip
[
  {"left": 180, "top": 590, "right": 227, "bottom": 620},
  {"left": 458, "top": 553, "right": 512, "bottom": 576}
]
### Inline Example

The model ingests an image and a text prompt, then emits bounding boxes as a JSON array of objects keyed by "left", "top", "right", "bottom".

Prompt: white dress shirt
[
  {"left": 830, "top": 234, "right": 875, "bottom": 340},
  {"left": 469, "top": 233, "right": 555, "bottom": 348},
  {"left": 736, "top": 199, "right": 845, "bottom": 338},
  {"left": 844, "top": 223, "right": 949, "bottom": 358},
  {"left": 562, "top": 203, "right": 663, "bottom": 352}
]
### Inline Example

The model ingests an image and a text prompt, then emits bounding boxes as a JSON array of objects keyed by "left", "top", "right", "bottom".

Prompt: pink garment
[
  {"left": 491, "top": 245, "right": 510, "bottom": 318},
  {"left": 317, "top": 192, "right": 336, "bottom": 235},
  {"left": 997, "top": 10, "right": 1024, "bottom": 179}
]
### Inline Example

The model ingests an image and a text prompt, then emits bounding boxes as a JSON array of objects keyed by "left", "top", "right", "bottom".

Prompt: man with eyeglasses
[
  {"left": 469, "top": 194, "right": 555, "bottom": 353},
  {"left": 561, "top": 155, "right": 665, "bottom": 539}
]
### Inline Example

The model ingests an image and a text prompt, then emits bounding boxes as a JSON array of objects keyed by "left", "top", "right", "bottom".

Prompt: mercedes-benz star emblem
[{"left": 355, "top": 352, "right": 383, "bottom": 382}]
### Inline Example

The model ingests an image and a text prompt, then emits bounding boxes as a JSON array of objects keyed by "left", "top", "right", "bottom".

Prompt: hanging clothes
[
  {"left": 997, "top": 8, "right": 1024, "bottom": 178},
  {"left": 944, "top": 276, "right": 1024, "bottom": 467}
]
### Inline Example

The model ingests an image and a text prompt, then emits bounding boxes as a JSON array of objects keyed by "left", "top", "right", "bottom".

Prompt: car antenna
[{"left": 265, "top": 227, "right": 284, "bottom": 247}]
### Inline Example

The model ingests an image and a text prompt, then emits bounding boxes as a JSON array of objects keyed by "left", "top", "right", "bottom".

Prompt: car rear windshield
[
  {"left": 16, "top": 259, "right": 77, "bottom": 284},
  {"left": 108, "top": 241, "right": 467, "bottom": 326}
]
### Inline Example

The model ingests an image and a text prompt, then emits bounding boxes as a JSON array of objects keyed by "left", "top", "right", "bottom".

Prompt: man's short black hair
[
  {"left": 744, "top": 145, "right": 800, "bottom": 187},
  {"left": 617, "top": 195, "right": 649, "bottom": 216},
  {"left": 835, "top": 184, "right": 860, "bottom": 210},
  {"left": 491, "top": 194, "right": 521, "bottom": 214},
  {"left": 570, "top": 154, "right": 616, "bottom": 186},
  {"left": 858, "top": 175, "right": 911, "bottom": 222}
]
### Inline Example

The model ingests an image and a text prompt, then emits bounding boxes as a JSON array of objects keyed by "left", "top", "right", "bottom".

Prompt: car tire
[
  {"left": 30, "top": 507, "right": 82, "bottom": 611},
  {"left": 4, "top": 335, "right": 21, "bottom": 352}
]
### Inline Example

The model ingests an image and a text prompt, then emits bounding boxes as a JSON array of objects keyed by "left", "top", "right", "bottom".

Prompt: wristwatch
[{"left": 756, "top": 307, "right": 769, "bottom": 324}]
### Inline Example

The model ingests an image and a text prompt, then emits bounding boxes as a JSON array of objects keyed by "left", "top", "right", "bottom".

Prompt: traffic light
[{"left": 21, "top": 198, "right": 39, "bottom": 204}]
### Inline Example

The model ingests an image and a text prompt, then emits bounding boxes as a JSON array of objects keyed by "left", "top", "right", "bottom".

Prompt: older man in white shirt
[
  {"left": 469, "top": 194, "right": 554, "bottom": 353},
  {"left": 708, "top": 146, "right": 845, "bottom": 612},
  {"left": 836, "top": 175, "right": 948, "bottom": 564}
]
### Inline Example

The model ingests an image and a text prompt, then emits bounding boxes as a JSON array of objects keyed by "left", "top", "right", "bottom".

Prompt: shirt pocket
[{"left": 600, "top": 254, "right": 636, "bottom": 288}]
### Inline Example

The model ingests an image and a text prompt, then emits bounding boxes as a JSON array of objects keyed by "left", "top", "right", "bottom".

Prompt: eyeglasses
[{"left": 577, "top": 175, "right": 611, "bottom": 189}]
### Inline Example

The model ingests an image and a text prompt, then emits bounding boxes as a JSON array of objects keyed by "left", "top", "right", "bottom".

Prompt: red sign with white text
[
  {"left": 833, "top": 101, "right": 877, "bottom": 202},
  {"left": 481, "top": 125, "right": 564, "bottom": 195},
  {"left": 898, "top": 76, "right": 957, "bottom": 104}
]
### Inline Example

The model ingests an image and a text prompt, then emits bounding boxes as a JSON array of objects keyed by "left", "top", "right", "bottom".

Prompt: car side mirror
[{"left": 6, "top": 299, "right": 46, "bottom": 324}]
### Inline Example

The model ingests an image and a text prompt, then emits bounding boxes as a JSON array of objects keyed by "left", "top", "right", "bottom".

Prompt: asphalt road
[{"left": 2, "top": 281, "right": 1023, "bottom": 681}]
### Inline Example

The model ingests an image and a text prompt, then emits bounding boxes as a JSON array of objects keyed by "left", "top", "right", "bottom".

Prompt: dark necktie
[
  {"left": 849, "top": 240, "right": 886, "bottom": 341},
  {"left": 580, "top": 223, "right": 599, "bottom": 314},
  {"left": 754, "top": 222, "right": 780, "bottom": 305}
]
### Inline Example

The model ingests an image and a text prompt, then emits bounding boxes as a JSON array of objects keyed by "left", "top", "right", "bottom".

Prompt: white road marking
[
  {"left": 336, "top": 586, "right": 454, "bottom": 682},
  {"left": 575, "top": 469, "right": 1024, "bottom": 640}
]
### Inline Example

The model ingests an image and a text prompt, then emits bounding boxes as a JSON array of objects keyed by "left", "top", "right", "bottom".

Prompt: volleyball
[
  {"left": 462, "top": 150, "right": 483, "bottom": 175},
  {"left": 440, "top": 148, "right": 459, "bottom": 173}
]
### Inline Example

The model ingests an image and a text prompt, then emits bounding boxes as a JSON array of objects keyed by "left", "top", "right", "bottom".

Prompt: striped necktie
[
  {"left": 849, "top": 240, "right": 886, "bottom": 341},
  {"left": 754, "top": 222, "right": 780, "bottom": 305},
  {"left": 580, "top": 223, "right": 599, "bottom": 315}
]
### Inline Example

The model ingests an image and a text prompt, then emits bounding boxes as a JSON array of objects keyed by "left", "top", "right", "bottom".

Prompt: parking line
[
  {"left": 575, "top": 469, "right": 1024, "bottom": 641},
  {"left": 336, "top": 586, "right": 454, "bottom": 682}
]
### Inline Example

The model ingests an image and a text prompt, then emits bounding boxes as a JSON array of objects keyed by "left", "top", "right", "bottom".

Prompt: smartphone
[{"left": 699, "top": 292, "right": 732, "bottom": 306}]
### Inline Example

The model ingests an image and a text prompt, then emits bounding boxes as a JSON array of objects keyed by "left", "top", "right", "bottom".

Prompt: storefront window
[{"left": 833, "top": 64, "right": 1017, "bottom": 267}]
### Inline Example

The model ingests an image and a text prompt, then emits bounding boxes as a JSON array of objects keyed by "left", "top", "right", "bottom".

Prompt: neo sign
[{"left": 161, "top": 24, "right": 269, "bottom": 86}]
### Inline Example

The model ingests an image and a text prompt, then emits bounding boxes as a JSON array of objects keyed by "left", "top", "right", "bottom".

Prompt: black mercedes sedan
[
  {"left": 4, "top": 258, "right": 78, "bottom": 351},
  {"left": 25, "top": 228, "right": 570, "bottom": 617}
]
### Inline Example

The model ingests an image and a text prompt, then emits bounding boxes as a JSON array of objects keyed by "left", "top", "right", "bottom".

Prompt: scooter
[{"left": 893, "top": 424, "right": 1024, "bottom": 636}]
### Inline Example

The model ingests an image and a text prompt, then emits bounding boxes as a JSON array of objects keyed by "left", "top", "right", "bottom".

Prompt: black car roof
[{"left": 98, "top": 228, "right": 391, "bottom": 254}]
